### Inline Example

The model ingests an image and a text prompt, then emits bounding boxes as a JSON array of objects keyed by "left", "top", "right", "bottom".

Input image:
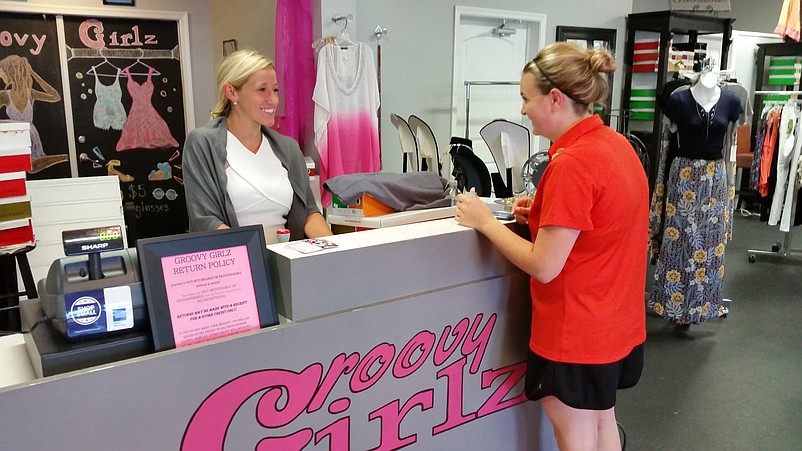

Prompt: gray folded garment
[{"left": 324, "top": 172, "right": 451, "bottom": 211}]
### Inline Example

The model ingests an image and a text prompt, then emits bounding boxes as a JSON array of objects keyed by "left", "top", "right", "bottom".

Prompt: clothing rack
[
  {"left": 747, "top": 91, "right": 802, "bottom": 263},
  {"left": 747, "top": 190, "right": 802, "bottom": 263},
  {"left": 464, "top": 80, "right": 519, "bottom": 138}
]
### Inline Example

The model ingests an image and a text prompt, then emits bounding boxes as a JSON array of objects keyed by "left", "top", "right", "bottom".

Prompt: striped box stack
[
  {"left": 0, "top": 121, "right": 34, "bottom": 248},
  {"left": 768, "top": 56, "right": 801, "bottom": 86},
  {"left": 633, "top": 39, "right": 659, "bottom": 72},
  {"left": 629, "top": 88, "right": 657, "bottom": 121}
]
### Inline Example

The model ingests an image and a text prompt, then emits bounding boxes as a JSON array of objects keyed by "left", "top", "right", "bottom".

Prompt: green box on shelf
[
  {"left": 768, "top": 67, "right": 798, "bottom": 76},
  {"left": 629, "top": 111, "right": 655, "bottom": 121},
  {"left": 768, "top": 75, "right": 799, "bottom": 86},
  {"left": 629, "top": 100, "right": 656, "bottom": 109},
  {"left": 631, "top": 88, "right": 657, "bottom": 98},
  {"left": 768, "top": 56, "right": 800, "bottom": 67}
]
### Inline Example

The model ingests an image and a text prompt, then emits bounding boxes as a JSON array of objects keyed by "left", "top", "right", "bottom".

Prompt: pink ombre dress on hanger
[{"left": 313, "top": 42, "right": 380, "bottom": 207}]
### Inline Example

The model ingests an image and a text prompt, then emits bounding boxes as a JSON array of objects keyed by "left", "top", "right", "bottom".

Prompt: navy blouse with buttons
[{"left": 663, "top": 88, "right": 743, "bottom": 160}]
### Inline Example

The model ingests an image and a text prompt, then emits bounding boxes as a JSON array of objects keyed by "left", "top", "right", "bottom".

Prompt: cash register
[{"left": 22, "top": 225, "right": 153, "bottom": 377}]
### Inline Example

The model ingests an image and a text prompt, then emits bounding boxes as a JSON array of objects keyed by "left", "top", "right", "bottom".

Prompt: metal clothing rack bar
[{"left": 464, "top": 80, "right": 519, "bottom": 138}]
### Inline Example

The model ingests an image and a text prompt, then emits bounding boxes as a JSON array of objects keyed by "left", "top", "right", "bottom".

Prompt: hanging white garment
[
  {"left": 769, "top": 103, "right": 800, "bottom": 226},
  {"left": 313, "top": 42, "right": 381, "bottom": 207},
  {"left": 780, "top": 109, "right": 802, "bottom": 231}
]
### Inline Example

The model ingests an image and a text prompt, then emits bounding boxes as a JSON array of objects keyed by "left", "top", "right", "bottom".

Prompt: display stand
[{"left": 621, "top": 11, "right": 734, "bottom": 191}]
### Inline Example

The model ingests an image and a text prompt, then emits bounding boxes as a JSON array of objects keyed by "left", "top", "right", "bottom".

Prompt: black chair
[{"left": 0, "top": 244, "right": 38, "bottom": 332}]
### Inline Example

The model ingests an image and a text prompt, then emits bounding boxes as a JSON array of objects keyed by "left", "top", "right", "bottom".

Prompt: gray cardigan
[{"left": 183, "top": 117, "right": 319, "bottom": 240}]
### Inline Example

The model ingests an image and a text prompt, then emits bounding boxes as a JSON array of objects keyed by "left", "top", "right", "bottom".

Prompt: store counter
[
  {"left": 0, "top": 219, "right": 558, "bottom": 450},
  {"left": 269, "top": 216, "right": 521, "bottom": 321}
]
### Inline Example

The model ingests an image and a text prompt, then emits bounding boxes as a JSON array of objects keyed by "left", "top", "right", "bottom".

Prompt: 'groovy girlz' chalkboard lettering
[
  {"left": 0, "top": 30, "right": 47, "bottom": 55},
  {"left": 78, "top": 19, "right": 158, "bottom": 49}
]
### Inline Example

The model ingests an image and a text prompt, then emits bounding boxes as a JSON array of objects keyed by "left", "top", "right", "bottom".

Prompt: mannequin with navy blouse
[{"left": 648, "top": 69, "right": 744, "bottom": 327}]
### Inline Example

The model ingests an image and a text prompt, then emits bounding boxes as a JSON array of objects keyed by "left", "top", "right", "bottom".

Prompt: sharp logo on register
[{"left": 81, "top": 242, "right": 109, "bottom": 251}]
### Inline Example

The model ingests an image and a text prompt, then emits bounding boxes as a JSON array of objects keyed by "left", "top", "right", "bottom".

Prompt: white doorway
[{"left": 451, "top": 6, "right": 546, "bottom": 181}]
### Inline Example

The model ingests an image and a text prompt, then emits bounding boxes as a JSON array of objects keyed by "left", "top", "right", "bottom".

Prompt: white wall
[
  {"left": 321, "top": 0, "right": 631, "bottom": 173},
  {"left": 11, "top": 0, "right": 214, "bottom": 129}
]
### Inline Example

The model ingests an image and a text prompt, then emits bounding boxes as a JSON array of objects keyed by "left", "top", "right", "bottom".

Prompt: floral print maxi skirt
[{"left": 648, "top": 157, "right": 730, "bottom": 325}]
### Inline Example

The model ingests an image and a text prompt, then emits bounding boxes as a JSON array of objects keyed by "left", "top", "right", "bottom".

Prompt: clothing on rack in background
[
  {"left": 648, "top": 73, "right": 748, "bottom": 326},
  {"left": 768, "top": 103, "right": 801, "bottom": 229},
  {"left": 759, "top": 106, "right": 784, "bottom": 197},
  {"left": 749, "top": 109, "right": 773, "bottom": 191},
  {"left": 751, "top": 100, "right": 802, "bottom": 231},
  {"left": 313, "top": 42, "right": 381, "bottom": 208}
]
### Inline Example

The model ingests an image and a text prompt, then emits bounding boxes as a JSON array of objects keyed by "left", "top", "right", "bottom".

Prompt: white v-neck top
[{"left": 225, "top": 131, "right": 293, "bottom": 242}]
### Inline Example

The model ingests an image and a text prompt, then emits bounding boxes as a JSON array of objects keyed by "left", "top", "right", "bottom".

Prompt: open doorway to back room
[{"left": 451, "top": 6, "right": 546, "bottom": 179}]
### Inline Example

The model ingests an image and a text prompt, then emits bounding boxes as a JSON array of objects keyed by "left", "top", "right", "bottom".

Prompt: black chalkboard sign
[
  {"left": 63, "top": 16, "right": 188, "bottom": 242},
  {"left": 0, "top": 12, "right": 71, "bottom": 180}
]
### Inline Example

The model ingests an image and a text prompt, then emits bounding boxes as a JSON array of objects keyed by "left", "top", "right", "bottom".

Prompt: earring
[{"left": 233, "top": 101, "right": 238, "bottom": 106}]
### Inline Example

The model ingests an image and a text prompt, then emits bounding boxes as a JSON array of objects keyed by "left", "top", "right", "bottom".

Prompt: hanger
[
  {"left": 311, "top": 15, "right": 357, "bottom": 52},
  {"left": 312, "top": 35, "right": 336, "bottom": 52},
  {"left": 86, "top": 50, "right": 123, "bottom": 78},
  {"left": 335, "top": 28, "right": 357, "bottom": 48},
  {"left": 124, "top": 49, "right": 161, "bottom": 77},
  {"left": 333, "top": 14, "right": 357, "bottom": 48}
]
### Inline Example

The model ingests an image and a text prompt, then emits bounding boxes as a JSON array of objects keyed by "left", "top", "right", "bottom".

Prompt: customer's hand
[
  {"left": 511, "top": 196, "right": 533, "bottom": 224},
  {"left": 454, "top": 188, "right": 493, "bottom": 232}
]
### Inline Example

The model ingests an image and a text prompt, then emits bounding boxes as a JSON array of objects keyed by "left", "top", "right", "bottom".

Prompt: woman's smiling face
[{"left": 233, "top": 66, "right": 279, "bottom": 128}]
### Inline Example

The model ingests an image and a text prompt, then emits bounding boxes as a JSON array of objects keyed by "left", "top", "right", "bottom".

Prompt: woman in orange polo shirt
[{"left": 456, "top": 42, "right": 649, "bottom": 450}]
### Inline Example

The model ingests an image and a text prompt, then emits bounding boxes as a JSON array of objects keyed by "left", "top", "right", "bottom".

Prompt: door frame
[{"left": 450, "top": 6, "right": 547, "bottom": 140}]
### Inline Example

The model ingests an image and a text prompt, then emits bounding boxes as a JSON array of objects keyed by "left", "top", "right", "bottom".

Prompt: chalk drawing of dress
[
  {"left": 93, "top": 69, "right": 127, "bottom": 131},
  {"left": 116, "top": 67, "right": 179, "bottom": 151},
  {"left": 5, "top": 94, "right": 44, "bottom": 160}
]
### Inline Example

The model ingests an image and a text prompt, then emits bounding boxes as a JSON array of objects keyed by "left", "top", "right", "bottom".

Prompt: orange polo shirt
[{"left": 528, "top": 115, "right": 648, "bottom": 364}]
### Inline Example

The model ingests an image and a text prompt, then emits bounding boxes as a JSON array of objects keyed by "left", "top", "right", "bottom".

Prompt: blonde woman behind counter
[{"left": 183, "top": 50, "right": 332, "bottom": 242}]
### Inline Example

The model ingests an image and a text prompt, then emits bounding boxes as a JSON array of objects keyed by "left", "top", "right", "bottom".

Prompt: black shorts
[{"left": 525, "top": 343, "right": 644, "bottom": 411}]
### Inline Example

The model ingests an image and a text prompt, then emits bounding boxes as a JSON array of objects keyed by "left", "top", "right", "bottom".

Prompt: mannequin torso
[{"left": 690, "top": 71, "right": 720, "bottom": 112}]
